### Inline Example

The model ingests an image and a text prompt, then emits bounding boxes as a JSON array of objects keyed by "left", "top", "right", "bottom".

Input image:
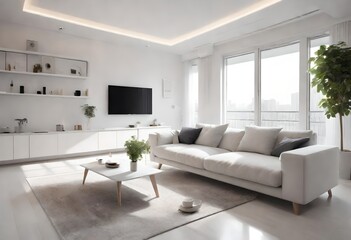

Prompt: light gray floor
[{"left": 1, "top": 154, "right": 350, "bottom": 240}]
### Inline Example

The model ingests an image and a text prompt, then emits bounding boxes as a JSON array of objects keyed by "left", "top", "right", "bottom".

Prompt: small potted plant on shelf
[
  {"left": 309, "top": 41, "right": 351, "bottom": 179},
  {"left": 81, "top": 104, "right": 96, "bottom": 130},
  {"left": 14, "top": 118, "right": 28, "bottom": 133},
  {"left": 124, "top": 136, "right": 150, "bottom": 172}
]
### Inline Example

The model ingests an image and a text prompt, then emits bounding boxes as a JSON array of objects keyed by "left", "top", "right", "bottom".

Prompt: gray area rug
[{"left": 27, "top": 166, "right": 256, "bottom": 240}]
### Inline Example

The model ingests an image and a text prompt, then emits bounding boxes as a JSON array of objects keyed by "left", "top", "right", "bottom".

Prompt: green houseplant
[
  {"left": 309, "top": 42, "right": 351, "bottom": 151},
  {"left": 124, "top": 136, "right": 150, "bottom": 171},
  {"left": 81, "top": 104, "right": 96, "bottom": 129}
]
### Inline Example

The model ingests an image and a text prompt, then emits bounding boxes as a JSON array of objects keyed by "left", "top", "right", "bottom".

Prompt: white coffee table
[{"left": 80, "top": 161, "right": 162, "bottom": 206}]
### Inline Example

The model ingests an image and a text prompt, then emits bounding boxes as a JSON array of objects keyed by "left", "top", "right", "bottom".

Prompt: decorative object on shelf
[
  {"left": 150, "top": 119, "right": 160, "bottom": 126},
  {"left": 43, "top": 87, "right": 46, "bottom": 95},
  {"left": 74, "top": 90, "right": 81, "bottom": 96},
  {"left": 84, "top": 89, "right": 89, "bottom": 96},
  {"left": 33, "top": 63, "right": 42, "bottom": 73},
  {"left": 81, "top": 104, "right": 96, "bottom": 130},
  {"left": 14, "top": 118, "right": 28, "bottom": 133},
  {"left": 56, "top": 124, "right": 64, "bottom": 132},
  {"left": 10, "top": 80, "right": 13, "bottom": 93},
  {"left": 42, "top": 56, "right": 55, "bottom": 74},
  {"left": 20, "top": 85, "right": 24, "bottom": 94},
  {"left": 309, "top": 41, "right": 351, "bottom": 179},
  {"left": 124, "top": 136, "right": 150, "bottom": 172},
  {"left": 135, "top": 121, "right": 141, "bottom": 128},
  {"left": 36, "top": 91, "right": 41, "bottom": 94},
  {"left": 26, "top": 40, "right": 38, "bottom": 52},
  {"left": 7, "top": 64, "right": 11, "bottom": 71}
]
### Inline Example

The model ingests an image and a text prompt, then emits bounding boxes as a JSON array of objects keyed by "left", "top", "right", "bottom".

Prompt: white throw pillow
[
  {"left": 195, "top": 123, "right": 229, "bottom": 147},
  {"left": 237, "top": 126, "right": 282, "bottom": 155},
  {"left": 218, "top": 128, "right": 245, "bottom": 151}
]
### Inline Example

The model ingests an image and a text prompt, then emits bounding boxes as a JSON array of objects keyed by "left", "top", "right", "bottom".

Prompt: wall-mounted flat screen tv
[{"left": 108, "top": 85, "right": 152, "bottom": 114}]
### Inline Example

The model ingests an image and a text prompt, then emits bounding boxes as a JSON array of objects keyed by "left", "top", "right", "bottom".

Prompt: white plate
[{"left": 179, "top": 199, "right": 202, "bottom": 213}]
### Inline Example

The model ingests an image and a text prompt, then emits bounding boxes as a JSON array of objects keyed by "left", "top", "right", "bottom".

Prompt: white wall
[{"left": 0, "top": 21, "right": 183, "bottom": 132}]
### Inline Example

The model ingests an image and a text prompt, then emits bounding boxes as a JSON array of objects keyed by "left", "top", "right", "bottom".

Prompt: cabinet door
[
  {"left": 0, "top": 135, "right": 14, "bottom": 161},
  {"left": 14, "top": 135, "right": 30, "bottom": 159},
  {"left": 116, "top": 130, "right": 138, "bottom": 148},
  {"left": 58, "top": 132, "right": 99, "bottom": 154},
  {"left": 30, "top": 134, "right": 58, "bottom": 158},
  {"left": 98, "top": 131, "right": 117, "bottom": 150},
  {"left": 138, "top": 127, "right": 172, "bottom": 141}
]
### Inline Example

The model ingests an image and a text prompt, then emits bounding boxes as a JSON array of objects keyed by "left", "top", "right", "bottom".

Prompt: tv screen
[{"left": 108, "top": 85, "right": 152, "bottom": 114}]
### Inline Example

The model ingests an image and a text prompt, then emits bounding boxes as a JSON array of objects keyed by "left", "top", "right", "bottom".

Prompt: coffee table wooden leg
[
  {"left": 117, "top": 181, "right": 122, "bottom": 206},
  {"left": 82, "top": 169, "right": 89, "bottom": 185},
  {"left": 149, "top": 175, "right": 160, "bottom": 197}
]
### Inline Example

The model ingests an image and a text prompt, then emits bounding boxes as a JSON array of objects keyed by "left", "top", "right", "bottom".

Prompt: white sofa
[{"left": 148, "top": 127, "right": 339, "bottom": 214}]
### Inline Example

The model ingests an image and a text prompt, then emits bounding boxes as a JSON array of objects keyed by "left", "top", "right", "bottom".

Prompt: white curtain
[
  {"left": 326, "top": 21, "right": 351, "bottom": 149},
  {"left": 182, "top": 61, "right": 198, "bottom": 127}
]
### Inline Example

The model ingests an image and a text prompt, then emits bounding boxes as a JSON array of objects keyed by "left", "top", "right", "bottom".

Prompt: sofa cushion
[
  {"left": 237, "top": 126, "right": 282, "bottom": 155},
  {"left": 218, "top": 128, "right": 245, "bottom": 151},
  {"left": 276, "top": 130, "right": 314, "bottom": 147},
  {"left": 153, "top": 144, "right": 229, "bottom": 169},
  {"left": 178, "top": 127, "right": 202, "bottom": 144},
  {"left": 195, "top": 123, "right": 229, "bottom": 147},
  {"left": 204, "top": 152, "right": 282, "bottom": 187},
  {"left": 271, "top": 137, "right": 310, "bottom": 157}
]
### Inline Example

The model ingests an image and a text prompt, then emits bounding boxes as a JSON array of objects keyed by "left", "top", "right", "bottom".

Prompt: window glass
[
  {"left": 261, "top": 43, "right": 300, "bottom": 130},
  {"left": 225, "top": 53, "right": 255, "bottom": 128}
]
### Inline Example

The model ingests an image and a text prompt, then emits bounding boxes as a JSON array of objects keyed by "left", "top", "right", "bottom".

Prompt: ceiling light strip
[{"left": 23, "top": 0, "right": 281, "bottom": 46}]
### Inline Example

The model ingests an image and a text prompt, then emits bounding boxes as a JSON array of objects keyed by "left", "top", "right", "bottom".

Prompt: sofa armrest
[
  {"left": 148, "top": 130, "right": 177, "bottom": 161},
  {"left": 281, "top": 145, "right": 339, "bottom": 205}
]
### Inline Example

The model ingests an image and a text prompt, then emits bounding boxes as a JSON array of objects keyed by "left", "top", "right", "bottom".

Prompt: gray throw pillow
[
  {"left": 178, "top": 127, "right": 202, "bottom": 144},
  {"left": 271, "top": 137, "right": 310, "bottom": 157}
]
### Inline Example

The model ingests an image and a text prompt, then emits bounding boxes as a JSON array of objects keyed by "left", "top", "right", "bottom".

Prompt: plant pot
[
  {"left": 130, "top": 161, "right": 137, "bottom": 172},
  {"left": 339, "top": 151, "right": 351, "bottom": 180}
]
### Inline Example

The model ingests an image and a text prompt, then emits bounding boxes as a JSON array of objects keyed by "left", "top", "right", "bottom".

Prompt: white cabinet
[
  {"left": 116, "top": 130, "right": 138, "bottom": 148},
  {"left": 0, "top": 135, "right": 13, "bottom": 161},
  {"left": 58, "top": 132, "right": 99, "bottom": 154},
  {"left": 138, "top": 127, "right": 171, "bottom": 141},
  {"left": 98, "top": 131, "right": 117, "bottom": 150},
  {"left": 14, "top": 135, "right": 30, "bottom": 159},
  {"left": 30, "top": 134, "right": 58, "bottom": 158}
]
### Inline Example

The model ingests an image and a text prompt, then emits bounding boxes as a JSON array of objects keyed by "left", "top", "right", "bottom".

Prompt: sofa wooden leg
[
  {"left": 292, "top": 202, "right": 300, "bottom": 215},
  {"left": 158, "top": 163, "right": 162, "bottom": 170},
  {"left": 328, "top": 189, "right": 332, "bottom": 198}
]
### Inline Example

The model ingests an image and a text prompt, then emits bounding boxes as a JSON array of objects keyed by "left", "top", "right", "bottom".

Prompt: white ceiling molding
[{"left": 23, "top": 0, "right": 281, "bottom": 46}]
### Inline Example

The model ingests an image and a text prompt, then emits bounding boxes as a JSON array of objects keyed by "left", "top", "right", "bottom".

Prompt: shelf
[
  {"left": 0, "top": 70, "right": 87, "bottom": 79},
  {"left": 0, "top": 92, "right": 88, "bottom": 99}
]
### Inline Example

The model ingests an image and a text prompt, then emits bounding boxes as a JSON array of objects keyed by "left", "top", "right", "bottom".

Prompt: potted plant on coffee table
[
  {"left": 309, "top": 41, "right": 351, "bottom": 179},
  {"left": 124, "top": 136, "right": 150, "bottom": 171}
]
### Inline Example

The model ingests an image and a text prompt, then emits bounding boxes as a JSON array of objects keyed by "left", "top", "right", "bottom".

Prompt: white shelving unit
[
  {"left": 0, "top": 70, "right": 86, "bottom": 79},
  {"left": 0, "top": 92, "right": 88, "bottom": 99}
]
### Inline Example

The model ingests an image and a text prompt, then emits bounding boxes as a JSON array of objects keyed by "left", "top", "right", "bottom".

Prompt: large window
[
  {"left": 261, "top": 43, "right": 300, "bottom": 130},
  {"left": 309, "top": 36, "right": 330, "bottom": 143},
  {"left": 225, "top": 53, "right": 255, "bottom": 128}
]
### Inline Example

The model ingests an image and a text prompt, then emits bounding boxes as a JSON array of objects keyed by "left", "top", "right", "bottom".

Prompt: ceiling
[{"left": 0, "top": 0, "right": 351, "bottom": 54}]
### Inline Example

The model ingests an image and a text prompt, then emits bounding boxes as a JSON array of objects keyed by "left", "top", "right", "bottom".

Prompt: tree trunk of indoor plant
[{"left": 130, "top": 161, "right": 137, "bottom": 172}]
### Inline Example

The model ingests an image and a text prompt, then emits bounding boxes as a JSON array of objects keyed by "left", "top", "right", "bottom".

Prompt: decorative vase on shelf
[{"left": 130, "top": 161, "right": 138, "bottom": 172}]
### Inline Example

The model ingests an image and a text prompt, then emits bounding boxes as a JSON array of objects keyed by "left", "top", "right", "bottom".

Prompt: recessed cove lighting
[{"left": 23, "top": 0, "right": 281, "bottom": 46}]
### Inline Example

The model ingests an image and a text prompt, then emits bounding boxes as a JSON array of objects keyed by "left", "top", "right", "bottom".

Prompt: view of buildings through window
[
  {"left": 261, "top": 43, "right": 300, "bottom": 130},
  {"left": 225, "top": 36, "right": 329, "bottom": 136},
  {"left": 225, "top": 53, "right": 255, "bottom": 128}
]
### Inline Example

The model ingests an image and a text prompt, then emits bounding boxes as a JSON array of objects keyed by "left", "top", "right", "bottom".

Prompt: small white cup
[{"left": 182, "top": 198, "right": 194, "bottom": 208}]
